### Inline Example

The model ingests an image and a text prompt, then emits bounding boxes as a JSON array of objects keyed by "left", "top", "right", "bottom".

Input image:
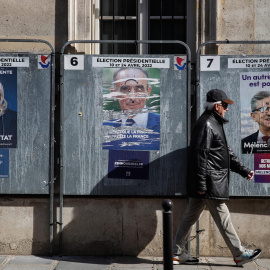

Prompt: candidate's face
[
  {"left": 114, "top": 69, "right": 152, "bottom": 112},
  {"left": 251, "top": 97, "right": 270, "bottom": 132}
]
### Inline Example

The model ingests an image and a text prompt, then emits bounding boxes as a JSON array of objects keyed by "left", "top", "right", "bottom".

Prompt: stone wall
[
  {"left": 0, "top": 197, "right": 268, "bottom": 257},
  {"left": 0, "top": 0, "right": 67, "bottom": 52}
]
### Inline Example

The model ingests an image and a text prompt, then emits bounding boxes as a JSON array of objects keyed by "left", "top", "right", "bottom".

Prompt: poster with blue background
[
  {"left": 0, "top": 149, "right": 9, "bottom": 177},
  {"left": 0, "top": 67, "right": 17, "bottom": 148},
  {"left": 108, "top": 150, "right": 149, "bottom": 180},
  {"left": 102, "top": 67, "right": 160, "bottom": 151}
]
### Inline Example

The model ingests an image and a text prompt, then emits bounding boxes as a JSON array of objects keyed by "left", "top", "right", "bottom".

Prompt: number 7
[{"left": 207, "top": 58, "right": 214, "bottom": 68}]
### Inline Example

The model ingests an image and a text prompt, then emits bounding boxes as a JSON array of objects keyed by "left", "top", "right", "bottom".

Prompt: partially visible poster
[
  {"left": 0, "top": 149, "right": 9, "bottom": 178},
  {"left": 254, "top": 153, "right": 270, "bottom": 183},
  {"left": 108, "top": 150, "right": 149, "bottom": 179},
  {"left": 102, "top": 67, "right": 160, "bottom": 150},
  {"left": 240, "top": 72, "right": 270, "bottom": 154},
  {"left": 0, "top": 67, "right": 17, "bottom": 148}
]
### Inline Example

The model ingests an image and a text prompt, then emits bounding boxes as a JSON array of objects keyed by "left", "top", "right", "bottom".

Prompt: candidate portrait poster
[
  {"left": 0, "top": 67, "right": 17, "bottom": 148},
  {"left": 240, "top": 72, "right": 270, "bottom": 154},
  {"left": 102, "top": 67, "right": 160, "bottom": 151}
]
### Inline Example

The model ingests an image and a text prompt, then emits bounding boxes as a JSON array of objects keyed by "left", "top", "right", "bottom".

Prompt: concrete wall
[
  {"left": 216, "top": 0, "right": 270, "bottom": 55},
  {"left": 0, "top": 197, "right": 268, "bottom": 257},
  {"left": 0, "top": 197, "right": 50, "bottom": 254},
  {"left": 0, "top": 0, "right": 68, "bottom": 52},
  {"left": 56, "top": 198, "right": 270, "bottom": 257},
  {"left": 198, "top": 198, "right": 270, "bottom": 257}
]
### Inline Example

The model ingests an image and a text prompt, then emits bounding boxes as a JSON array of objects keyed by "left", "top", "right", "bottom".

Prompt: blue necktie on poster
[{"left": 125, "top": 119, "right": 135, "bottom": 126}]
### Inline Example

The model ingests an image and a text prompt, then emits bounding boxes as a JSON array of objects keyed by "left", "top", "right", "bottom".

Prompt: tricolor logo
[
  {"left": 38, "top": 55, "right": 51, "bottom": 69},
  {"left": 174, "top": 56, "right": 186, "bottom": 70}
]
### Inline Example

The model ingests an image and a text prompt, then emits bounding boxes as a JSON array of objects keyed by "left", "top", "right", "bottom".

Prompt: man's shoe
[
  {"left": 234, "top": 248, "right": 262, "bottom": 266},
  {"left": 173, "top": 252, "right": 199, "bottom": 265}
]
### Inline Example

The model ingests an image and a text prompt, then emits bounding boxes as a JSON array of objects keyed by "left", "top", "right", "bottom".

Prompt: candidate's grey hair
[
  {"left": 0, "top": 82, "right": 7, "bottom": 116},
  {"left": 251, "top": 91, "right": 270, "bottom": 112},
  {"left": 204, "top": 101, "right": 221, "bottom": 110}
]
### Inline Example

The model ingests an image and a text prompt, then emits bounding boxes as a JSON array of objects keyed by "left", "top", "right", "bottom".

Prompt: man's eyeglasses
[
  {"left": 217, "top": 102, "right": 228, "bottom": 109},
  {"left": 252, "top": 106, "right": 270, "bottom": 113}
]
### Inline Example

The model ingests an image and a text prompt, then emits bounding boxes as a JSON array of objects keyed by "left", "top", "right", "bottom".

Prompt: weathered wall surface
[
  {"left": 0, "top": 197, "right": 50, "bottom": 255},
  {"left": 216, "top": 0, "right": 270, "bottom": 55},
  {"left": 57, "top": 198, "right": 269, "bottom": 257},
  {"left": 0, "top": 197, "right": 268, "bottom": 257},
  {"left": 196, "top": 198, "right": 270, "bottom": 257},
  {"left": 0, "top": 0, "right": 67, "bottom": 52}
]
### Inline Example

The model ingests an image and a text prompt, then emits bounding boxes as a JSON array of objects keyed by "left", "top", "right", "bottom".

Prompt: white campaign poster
[{"left": 240, "top": 72, "right": 270, "bottom": 154}]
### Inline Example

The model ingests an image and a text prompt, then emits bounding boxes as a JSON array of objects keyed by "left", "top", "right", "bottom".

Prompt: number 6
[{"left": 71, "top": 57, "right": 78, "bottom": 66}]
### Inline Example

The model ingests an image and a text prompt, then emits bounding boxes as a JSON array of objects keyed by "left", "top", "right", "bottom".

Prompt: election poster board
[
  {"left": 62, "top": 54, "right": 188, "bottom": 195},
  {"left": 0, "top": 67, "right": 17, "bottom": 148},
  {"left": 200, "top": 55, "right": 270, "bottom": 196},
  {"left": 0, "top": 54, "right": 52, "bottom": 194}
]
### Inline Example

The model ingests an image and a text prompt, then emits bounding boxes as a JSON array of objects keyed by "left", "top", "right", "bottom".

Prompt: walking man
[{"left": 173, "top": 89, "right": 262, "bottom": 266}]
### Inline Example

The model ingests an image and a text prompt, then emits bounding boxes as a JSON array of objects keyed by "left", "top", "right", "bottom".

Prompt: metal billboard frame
[
  {"left": 0, "top": 39, "right": 55, "bottom": 255},
  {"left": 58, "top": 39, "right": 191, "bottom": 256},
  {"left": 195, "top": 39, "right": 270, "bottom": 258}
]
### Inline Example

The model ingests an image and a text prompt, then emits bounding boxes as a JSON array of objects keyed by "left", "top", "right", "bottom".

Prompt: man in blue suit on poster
[{"left": 103, "top": 67, "right": 160, "bottom": 150}]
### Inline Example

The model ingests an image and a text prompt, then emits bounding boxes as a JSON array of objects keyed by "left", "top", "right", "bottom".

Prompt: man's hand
[
  {"left": 246, "top": 171, "right": 254, "bottom": 181},
  {"left": 197, "top": 191, "right": 205, "bottom": 195}
]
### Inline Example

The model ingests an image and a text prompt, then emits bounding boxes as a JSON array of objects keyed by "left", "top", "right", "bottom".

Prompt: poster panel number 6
[{"left": 64, "top": 55, "right": 84, "bottom": 70}]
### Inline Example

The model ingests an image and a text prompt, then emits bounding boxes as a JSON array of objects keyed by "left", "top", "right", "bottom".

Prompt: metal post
[
  {"left": 162, "top": 199, "right": 173, "bottom": 270},
  {"left": 59, "top": 51, "right": 65, "bottom": 257},
  {"left": 196, "top": 220, "right": 200, "bottom": 258},
  {"left": 49, "top": 50, "right": 56, "bottom": 256}
]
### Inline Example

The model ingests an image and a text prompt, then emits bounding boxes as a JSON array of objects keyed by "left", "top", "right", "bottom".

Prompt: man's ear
[
  {"left": 147, "top": 86, "right": 152, "bottom": 96},
  {"left": 213, "top": 103, "right": 219, "bottom": 112},
  {"left": 251, "top": 112, "right": 256, "bottom": 121}
]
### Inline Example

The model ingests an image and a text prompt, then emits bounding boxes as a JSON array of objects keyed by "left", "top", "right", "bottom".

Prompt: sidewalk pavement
[{"left": 0, "top": 255, "right": 269, "bottom": 270}]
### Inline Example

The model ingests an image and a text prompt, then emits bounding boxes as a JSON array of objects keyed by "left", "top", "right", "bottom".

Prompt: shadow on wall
[
  {"left": 59, "top": 149, "right": 187, "bottom": 256},
  {"left": 60, "top": 198, "right": 160, "bottom": 256},
  {"left": 91, "top": 149, "right": 187, "bottom": 196},
  {"left": 59, "top": 197, "right": 190, "bottom": 257}
]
